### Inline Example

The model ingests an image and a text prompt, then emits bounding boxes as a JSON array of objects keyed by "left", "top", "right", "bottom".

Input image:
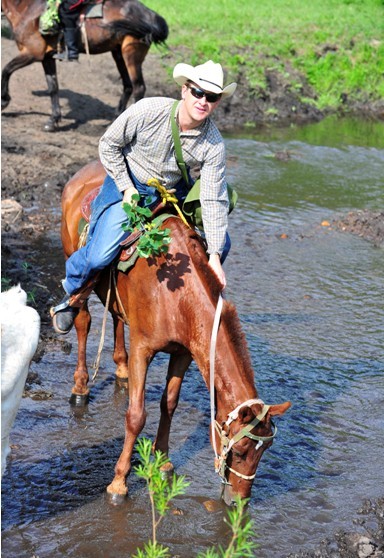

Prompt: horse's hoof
[
  {"left": 107, "top": 491, "right": 127, "bottom": 506},
  {"left": 69, "top": 392, "right": 89, "bottom": 407},
  {"left": 43, "top": 119, "right": 58, "bottom": 133},
  {"left": 160, "top": 462, "right": 174, "bottom": 480},
  {"left": 1, "top": 96, "right": 10, "bottom": 110},
  {"left": 115, "top": 376, "right": 128, "bottom": 388}
]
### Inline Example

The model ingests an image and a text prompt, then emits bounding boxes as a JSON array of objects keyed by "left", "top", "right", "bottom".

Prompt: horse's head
[{"left": 214, "top": 399, "right": 291, "bottom": 506}]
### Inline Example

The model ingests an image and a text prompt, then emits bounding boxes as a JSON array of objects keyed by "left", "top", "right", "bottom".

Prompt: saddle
[
  {"left": 83, "top": 1, "right": 104, "bottom": 19},
  {"left": 40, "top": 1, "right": 104, "bottom": 36}
]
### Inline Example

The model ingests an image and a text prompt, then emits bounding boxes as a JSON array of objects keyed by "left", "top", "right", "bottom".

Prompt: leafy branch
[
  {"left": 197, "top": 497, "right": 259, "bottom": 558},
  {"left": 122, "top": 194, "right": 171, "bottom": 258},
  {"left": 132, "top": 437, "right": 259, "bottom": 558},
  {"left": 133, "top": 437, "right": 189, "bottom": 558}
]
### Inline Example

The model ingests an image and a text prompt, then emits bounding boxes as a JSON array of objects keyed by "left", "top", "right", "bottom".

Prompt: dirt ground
[{"left": 1, "top": 32, "right": 384, "bottom": 557}]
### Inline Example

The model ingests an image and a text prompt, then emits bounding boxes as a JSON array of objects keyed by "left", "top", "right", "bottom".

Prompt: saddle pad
[{"left": 85, "top": 3, "right": 103, "bottom": 18}]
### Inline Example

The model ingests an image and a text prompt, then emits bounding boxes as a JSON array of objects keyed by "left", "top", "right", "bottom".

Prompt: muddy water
[{"left": 2, "top": 117, "right": 384, "bottom": 557}]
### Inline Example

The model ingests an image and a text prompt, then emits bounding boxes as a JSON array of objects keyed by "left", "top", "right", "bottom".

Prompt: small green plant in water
[
  {"left": 133, "top": 437, "right": 189, "bottom": 558},
  {"left": 133, "top": 437, "right": 258, "bottom": 558},
  {"left": 122, "top": 194, "right": 171, "bottom": 259},
  {"left": 197, "top": 498, "right": 259, "bottom": 558}
]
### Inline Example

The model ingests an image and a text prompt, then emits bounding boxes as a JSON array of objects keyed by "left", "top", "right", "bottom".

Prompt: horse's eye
[{"left": 232, "top": 447, "right": 245, "bottom": 458}]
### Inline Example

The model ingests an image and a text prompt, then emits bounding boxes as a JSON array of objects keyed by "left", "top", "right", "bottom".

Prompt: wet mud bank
[{"left": 288, "top": 498, "right": 384, "bottom": 558}]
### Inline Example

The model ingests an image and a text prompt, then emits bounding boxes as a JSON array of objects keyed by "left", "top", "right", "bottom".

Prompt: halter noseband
[{"left": 214, "top": 398, "right": 277, "bottom": 483}]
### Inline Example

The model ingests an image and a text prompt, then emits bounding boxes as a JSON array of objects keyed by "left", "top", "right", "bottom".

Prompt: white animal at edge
[{"left": 1, "top": 284, "right": 40, "bottom": 476}]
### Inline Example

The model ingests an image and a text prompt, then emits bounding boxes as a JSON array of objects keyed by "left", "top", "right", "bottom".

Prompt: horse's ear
[
  {"left": 238, "top": 403, "right": 263, "bottom": 424},
  {"left": 269, "top": 402, "right": 291, "bottom": 416}
]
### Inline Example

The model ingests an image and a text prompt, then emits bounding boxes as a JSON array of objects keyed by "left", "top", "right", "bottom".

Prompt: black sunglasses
[{"left": 187, "top": 84, "right": 222, "bottom": 103}]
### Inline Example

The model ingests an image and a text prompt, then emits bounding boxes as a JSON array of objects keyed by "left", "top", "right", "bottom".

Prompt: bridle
[
  {"left": 209, "top": 294, "right": 277, "bottom": 485},
  {"left": 213, "top": 398, "right": 277, "bottom": 483}
]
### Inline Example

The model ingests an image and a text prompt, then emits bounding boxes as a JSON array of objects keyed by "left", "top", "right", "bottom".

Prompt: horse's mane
[{"left": 181, "top": 221, "right": 255, "bottom": 380}]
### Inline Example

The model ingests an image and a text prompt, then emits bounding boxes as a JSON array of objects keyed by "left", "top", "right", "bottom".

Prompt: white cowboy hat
[{"left": 173, "top": 60, "right": 237, "bottom": 98}]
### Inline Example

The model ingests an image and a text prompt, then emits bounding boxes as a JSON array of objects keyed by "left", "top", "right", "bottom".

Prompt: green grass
[{"left": 146, "top": 0, "right": 384, "bottom": 111}]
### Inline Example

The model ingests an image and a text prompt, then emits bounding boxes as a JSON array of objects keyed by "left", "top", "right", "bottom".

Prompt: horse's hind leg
[
  {"left": 113, "top": 316, "right": 129, "bottom": 383},
  {"left": 111, "top": 47, "right": 133, "bottom": 116},
  {"left": 120, "top": 38, "right": 150, "bottom": 105},
  {"left": 154, "top": 352, "right": 192, "bottom": 473},
  {"left": 70, "top": 302, "right": 92, "bottom": 406},
  {"left": 41, "top": 56, "right": 62, "bottom": 132}
]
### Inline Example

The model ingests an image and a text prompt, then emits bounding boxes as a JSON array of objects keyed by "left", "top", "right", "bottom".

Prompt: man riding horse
[
  {"left": 51, "top": 59, "right": 237, "bottom": 334},
  {"left": 54, "top": 0, "right": 88, "bottom": 61}
]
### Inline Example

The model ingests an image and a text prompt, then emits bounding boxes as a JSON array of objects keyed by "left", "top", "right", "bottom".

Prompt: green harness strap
[
  {"left": 170, "top": 101, "right": 189, "bottom": 184},
  {"left": 170, "top": 100, "right": 238, "bottom": 230}
]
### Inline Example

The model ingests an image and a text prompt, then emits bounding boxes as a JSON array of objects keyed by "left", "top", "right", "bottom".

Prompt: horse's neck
[
  {"left": 212, "top": 343, "right": 258, "bottom": 422},
  {"left": 191, "top": 301, "right": 258, "bottom": 420},
  {"left": 168, "top": 220, "right": 258, "bottom": 418}
]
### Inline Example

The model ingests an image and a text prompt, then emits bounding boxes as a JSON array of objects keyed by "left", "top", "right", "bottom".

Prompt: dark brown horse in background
[
  {"left": 60, "top": 160, "right": 291, "bottom": 505},
  {"left": 1, "top": 0, "right": 168, "bottom": 131}
]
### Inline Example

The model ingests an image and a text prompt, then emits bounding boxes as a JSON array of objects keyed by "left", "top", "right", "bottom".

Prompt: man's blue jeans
[{"left": 62, "top": 174, "right": 231, "bottom": 295}]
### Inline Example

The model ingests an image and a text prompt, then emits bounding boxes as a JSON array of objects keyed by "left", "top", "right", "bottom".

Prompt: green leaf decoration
[
  {"left": 40, "top": 0, "right": 61, "bottom": 32},
  {"left": 122, "top": 196, "right": 172, "bottom": 259}
]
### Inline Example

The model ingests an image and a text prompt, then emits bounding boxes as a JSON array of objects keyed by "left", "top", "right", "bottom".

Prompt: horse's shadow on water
[
  {"left": 0, "top": 362, "right": 211, "bottom": 531},
  {"left": 0, "top": 415, "right": 210, "bottom": 531}
]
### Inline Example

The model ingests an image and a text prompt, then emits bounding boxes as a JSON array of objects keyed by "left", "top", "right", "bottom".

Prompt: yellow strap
[{"left": 147, "top": 178, "right": 191, "bottom": 229}]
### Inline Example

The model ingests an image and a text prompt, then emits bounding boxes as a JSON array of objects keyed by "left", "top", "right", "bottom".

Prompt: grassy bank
[{"left": 147, "top": 0, "right": 384, "bottom": 113}]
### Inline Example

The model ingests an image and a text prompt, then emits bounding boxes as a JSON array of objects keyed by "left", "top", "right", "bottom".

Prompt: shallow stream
[{"left": 2, "top": 116, "right": 383, "bottom": 557}]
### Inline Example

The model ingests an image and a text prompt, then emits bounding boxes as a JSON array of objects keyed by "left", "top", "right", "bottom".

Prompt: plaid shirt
[{"left": 98, "top": 97, "right": 229, "bottom": 255}]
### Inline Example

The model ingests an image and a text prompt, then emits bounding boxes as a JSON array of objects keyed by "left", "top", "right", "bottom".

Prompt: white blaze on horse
[{"left": 1, "top": 285, "right": 40, "bottom": 476}]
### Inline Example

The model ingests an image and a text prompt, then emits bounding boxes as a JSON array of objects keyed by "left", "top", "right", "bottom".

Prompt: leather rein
[{"left": 209, "top": 295, "right": 277, "bottom": 484}]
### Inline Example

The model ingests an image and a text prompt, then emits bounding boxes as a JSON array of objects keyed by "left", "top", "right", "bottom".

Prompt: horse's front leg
[
  {"left": 107, "top": 346, "right": 150, "bottom": 501},
  {"left": 41, "top": 56, "right": 61, "bottom": 132},
  {"left": 1, "top": 53, "right": 35, "bottom": 110},
  {"left": 112, "top": 316, "right": 129, "bottom": 382},
  {"left": 70, "top": 302, "right": 92, "bottom": 406},
  {"left": 153, "top": 352, "right": 192, "bottom": 473}
]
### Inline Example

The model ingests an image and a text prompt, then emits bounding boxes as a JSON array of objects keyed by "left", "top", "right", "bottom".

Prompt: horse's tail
[
  {"left": 107, "top": 16, "right": 168, "bottom": 46},
  {"left": 148, "top": 14, "right": 169, "bottom": 45},
  {"left": 105, "top": 2, "right": 168, "bottom": 46}
]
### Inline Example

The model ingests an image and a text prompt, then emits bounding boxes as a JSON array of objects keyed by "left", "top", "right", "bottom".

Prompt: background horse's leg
[
  {"left": 111, "top": 47, "right": 133, "bottom": 116},
  {"left": 70, "top": 303, "right": 92, "bottom": 406},
  {"left": 154, "top": 352, "right": 192, "bottom": 472},
  {"left": 1, "top": 52, "right": 36, "bottom": 110},
  {"left": 107, "top": 345, "right": 151, "bottom": 500},
  {"left": 120, "top": 37, "right": 150, "bottom": 105},
  {"left": 41, "top": 56, "right": 62, "bottom": 132},
  {"left": 112, "top": 315, "right": 129, "bottom": 382}
]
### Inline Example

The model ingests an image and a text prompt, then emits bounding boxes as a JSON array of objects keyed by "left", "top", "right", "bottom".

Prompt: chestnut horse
[
  {"left": 1, "top": 0, "right": 168, "bottom": 131},
  {"left": 60, "top": 160, "right": 291, "bottom": 505}
]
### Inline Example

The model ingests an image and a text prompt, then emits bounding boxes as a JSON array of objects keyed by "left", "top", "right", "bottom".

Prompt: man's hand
[
  {"left": 122, "top": 186, "right": 139, "bottom": 206},
  {"left": 208, "top": 253, "right": 226, "bottom": 290}
]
